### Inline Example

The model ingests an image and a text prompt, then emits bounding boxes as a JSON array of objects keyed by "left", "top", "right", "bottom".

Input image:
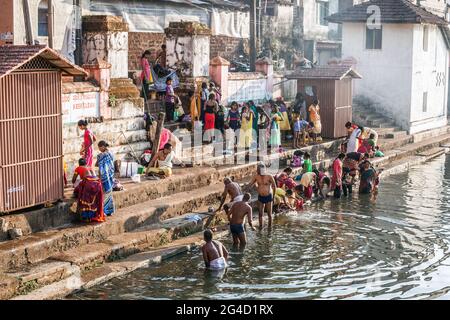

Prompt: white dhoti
[{"left": 209, "top": 256, "right": 227, "bottom": 270}]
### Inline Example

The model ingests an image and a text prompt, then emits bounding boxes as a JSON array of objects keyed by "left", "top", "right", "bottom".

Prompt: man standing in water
[
  {"left": 225, "top": 193, "right": 256, "bottom": 247},
  {"left": 216, "top": 177, "right": 243, "bottom": 212},
  {"left": 246, "top": 163, "right": 277, "bottom": 228},
  {"left": 201, "top": 229, "right": 229, "bottom": 270}
]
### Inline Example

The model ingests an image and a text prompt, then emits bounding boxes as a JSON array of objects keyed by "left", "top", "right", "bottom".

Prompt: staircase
[{"left": 352, "top": 103, "right": 414, "bottom": 150}]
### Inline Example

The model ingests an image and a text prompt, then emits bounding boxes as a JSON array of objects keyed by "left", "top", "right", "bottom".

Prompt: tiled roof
[
  {"left": 286, "top": 66, "right": 362, "bottom": 80},
  {"left": 0, "top": 45, "right": 87, "bottom": 79},
  {"left": 326, "top": 0, "right": 449, "bottom": 25}
]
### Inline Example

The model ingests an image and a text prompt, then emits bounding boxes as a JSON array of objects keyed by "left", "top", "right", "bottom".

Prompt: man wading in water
[
  {"left": 224, "top": 193, "right": 256, "bottom": 248},
  {"left": 201, "top": 229, "right": 229, "bottom": 270},
  {"left": 246, "top": 163, "right": 277, "bottom": 228},
  {"left": 216, "top": 177, "right": 243, "bottom": 212}
]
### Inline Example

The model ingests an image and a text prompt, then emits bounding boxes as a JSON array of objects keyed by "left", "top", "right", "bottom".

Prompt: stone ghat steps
[
  {"left": 3, "top": 130, "right": 450, "bottom": 300},
  {"left": 0, "top": 183, "right": 225, "bottom": 273},
  {"left": 3, "top": 213, "right": 221, "bottom": 300}
]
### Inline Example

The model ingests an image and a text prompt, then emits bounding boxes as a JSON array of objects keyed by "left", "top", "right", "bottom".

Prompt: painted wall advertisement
[{"left": 62, "top": 91, "right": 100, "bottom": 124}]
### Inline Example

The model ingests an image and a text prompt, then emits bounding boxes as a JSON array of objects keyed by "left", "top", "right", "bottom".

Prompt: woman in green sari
[{"left": 270, "top": 104, "right": 283, "bottom": 150}]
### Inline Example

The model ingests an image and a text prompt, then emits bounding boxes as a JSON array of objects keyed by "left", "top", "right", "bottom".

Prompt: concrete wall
[
  {"left": 342, "top": 23, "right": 415, "bottom": 130},
  {"left": 409, "top": 24, "right": 448, "bottom": 134},
  {"left": 12, "top": 0, "right": 90, "bottom": 49}
]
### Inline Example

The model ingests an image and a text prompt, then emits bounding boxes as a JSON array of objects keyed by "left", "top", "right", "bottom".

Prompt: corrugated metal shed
[{"left": 0, "top": 45, "right": 86, "bottom": 213}]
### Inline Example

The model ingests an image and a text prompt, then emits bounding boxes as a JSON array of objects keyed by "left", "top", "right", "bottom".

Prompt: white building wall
[
  {"left": 342, "top": 23, "right": 415, "bottom": 130},
  {"left": 303, "top": 0, "right": 329, "bottom": 40},
  {"left": 409, "top": 24, "right": 448, "bottom": 134},
  {"left": 13, "top": 0, "right": 90, "bottom": 49}
]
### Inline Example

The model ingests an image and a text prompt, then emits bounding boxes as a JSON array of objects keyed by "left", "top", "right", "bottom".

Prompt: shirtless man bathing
[
  {"left": 201, "top": 229, "right": 229, "bottom": 270},
  {"left": 224, "top": 193, "right": 256, "bottom": 247},
  {"left": 216, "top": 177, "right": 243, "bottom": 212},
  {"left": 246, "top": 163, "right": 277, "bottom": 228}
]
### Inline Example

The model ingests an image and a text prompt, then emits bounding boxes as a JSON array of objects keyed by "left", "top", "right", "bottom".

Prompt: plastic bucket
[{"left": 137, "top": 166, "right": 145, "bottom": 174}]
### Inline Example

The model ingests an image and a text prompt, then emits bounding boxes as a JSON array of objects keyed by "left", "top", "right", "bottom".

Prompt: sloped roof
[
  {"left": 286, "top": 66, "right": 362, "bottom": 80},
  {"left": 0, "top": 45, "right": 87, "bottom": 79},
  {"left": 326, "top": 0, "right": 449, "bottom": 25}
]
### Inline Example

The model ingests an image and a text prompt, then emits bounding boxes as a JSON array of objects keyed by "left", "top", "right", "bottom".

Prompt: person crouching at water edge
[
  {"left": 201, "top": 229, "right": 229, "bottom": 270},
  {"left": 246, "top": 163, "right": 277, "bottom": 229},
  {"left": 147, "top": 143, "right": 185, "bottom": 178},
  {"left": 224, "top": 193, "right": 256, "bottom": 248}
]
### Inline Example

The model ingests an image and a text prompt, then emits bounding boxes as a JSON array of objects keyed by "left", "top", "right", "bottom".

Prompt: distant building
[{"left": 327, "top": 0, "right": 450, "bottom": 134}]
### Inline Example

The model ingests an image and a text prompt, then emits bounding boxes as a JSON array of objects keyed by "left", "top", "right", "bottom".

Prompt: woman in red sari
[
  {"left": 78, "top": 120, "right": 96, "bottom": 167},
  {"left": 76, "top": 168, "right": 106, "bottom": 223},
  {"left": 331, "top": 153, "right": 346, "bottom": 198}
]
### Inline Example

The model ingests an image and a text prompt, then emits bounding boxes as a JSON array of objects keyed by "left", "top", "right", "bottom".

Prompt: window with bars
[{"left": 365, "top": 26, "right": 382, "bottom": 49}]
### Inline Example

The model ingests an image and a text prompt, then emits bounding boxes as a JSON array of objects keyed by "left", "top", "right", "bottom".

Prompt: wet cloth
[
  {"left": 98, "top": 151, "right": 115, "bottom": 216},
  {"left": 83, "top": 129, "right": 94, "bottom": 167},
  {"left": 209, "top": 256, "right": 227, "bottom": 270},
  {"left": 77, "top": 176, "right": 105, "bottom": 223}
]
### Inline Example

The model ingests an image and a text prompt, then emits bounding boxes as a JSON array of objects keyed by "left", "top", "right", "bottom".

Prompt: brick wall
[
  {"left": 210, "top": 35, "right": 248, "bottom": 61},
  {"left": 128, "top": 32, "right": 248, "bottom": 72},
  {"left": 128, "top": 32, "right": 166, "bottom": 72}
]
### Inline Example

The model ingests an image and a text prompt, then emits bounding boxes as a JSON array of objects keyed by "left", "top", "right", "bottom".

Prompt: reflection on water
[{"left": 72, "top": 154, "right": 450, "bottom": 300}]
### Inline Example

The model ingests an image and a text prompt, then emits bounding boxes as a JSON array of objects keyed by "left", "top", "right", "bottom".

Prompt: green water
[{"left": 72, "top": 154, "right": 450, "bottom": 300}]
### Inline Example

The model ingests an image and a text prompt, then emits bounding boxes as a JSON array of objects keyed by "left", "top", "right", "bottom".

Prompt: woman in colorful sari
[
  {"left": 238, "top": 104, "right": 254, "bottom": 149},
  {"left": 331, "top": 153, "right": 346, "bottom": 198},
  {"left": 96, "top": 141, "right": 115, "bottom": 216},
  {"left": 269, "top": 104, "right": 283, "bottom": 150},
  {"left": 359, "top": 160, "right": 376, "bottom": 194},
  {"left": 78, "top": 120, "right": 96, "bottom": 167},
  {"left": 76, "top": 167, "right": 105, "bottom": 223},
  {"left": 308, "top": 99, "right": 322, "bottom": 142}
]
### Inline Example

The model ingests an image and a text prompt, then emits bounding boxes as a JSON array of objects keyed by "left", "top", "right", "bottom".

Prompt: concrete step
[
  {"left": 378, "top": 135, "right": 413, "bottom": 150},
  {"left": 4, "top": 213, "right": 217, "bottom": 300},
  {"left": 0, "top": 184, "right": 224, "bottom": 272}
]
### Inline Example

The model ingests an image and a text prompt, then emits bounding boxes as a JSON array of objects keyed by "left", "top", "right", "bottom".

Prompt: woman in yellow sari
[{"left": 238, "top": 104, "right": 254, "bottom": 149}]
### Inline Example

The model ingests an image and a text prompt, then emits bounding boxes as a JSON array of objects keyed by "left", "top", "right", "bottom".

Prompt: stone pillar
[
  {"left": 165, "top": 22, "right": 212, "bottom": 78},
  {"left": 210, "top": 56, "right": 230, "bottom": 105},
  {"left": 82, "top": 15, "right": 143, "bottom": 120},
  {"left": 83, "top": 58, "right": 112, "bottom": 120},
  {"left": 82, "top": 15, "right": 129, "bottom": 79},
  {"left": 255, "top": 57, "right": 274, "bottom": 99}
]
